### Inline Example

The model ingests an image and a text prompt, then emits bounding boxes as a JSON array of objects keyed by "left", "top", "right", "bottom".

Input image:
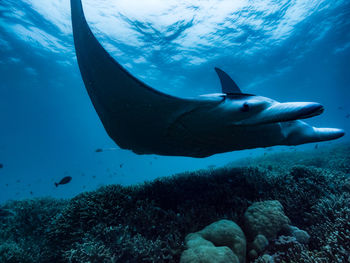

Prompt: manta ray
[{"left": 70, "top": 0, "right": 344, "bottom": 158}]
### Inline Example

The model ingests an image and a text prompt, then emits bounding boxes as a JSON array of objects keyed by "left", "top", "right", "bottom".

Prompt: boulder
[
  {"left": 181, "top": 219, "right": 246, "bottom": 263},
  {"left": 244, "top": 200, "right": 290, "bottom": 241}
]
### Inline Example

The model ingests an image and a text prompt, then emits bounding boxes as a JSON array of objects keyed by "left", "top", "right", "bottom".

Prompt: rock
[
  {"left": 292, "top": 229, "right": 310, "bottom": 244},
  {"left": 244, "top": 200, "right": 290, "bottom": 241},
  {"left": 181, "top": 219, "right": 246, "bottom": 263},
  {"left": 260, "top": 254, "right": 273, "bottom": 263},
  {"left": 280, "top": 224, "right": 298, "bottom": 235},
  {"left": 252, "top": 234, "right": 269, "bottom": 253},
  {"left": 185, "top": 233, "right": 214, "bottom": 248},
  {"left": 248, "top": 249, "right": 258, "bottom": 260},
  {"left": 198, "top": 219, "right": 246, "bottom": 263},
  {"left": 180, "top": 245, "right": 239, "bottom": 263},
  {"left": 280, "top": 225, "right": 310, "bottom": 244},
  {"left": 185, "top": 233, "right": 213, "bottom": 248}
]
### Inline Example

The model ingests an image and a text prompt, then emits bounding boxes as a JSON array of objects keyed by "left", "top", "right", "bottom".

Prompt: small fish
[
  {"left": 30, "top": 191, "right": 33, "bottom": 195},
  {"left": 92, "top": 175, "right": 96, "bottom": 179},
  {"left": 207, "top": 164, "right": 216, "bottom": 169},
  {"left": 338, "top": 106, "right": 343, "bottom": 110},
  {"left": 346, "top": 113, "right": 350, "bottom": 119},
  {"left": 55, "top": 176, "right": 72, "bottom": 187},
  {"left": 0, "top": 163, "right": 3, "bottom": 168},
  {"left": 120, "top": 163, "right": 124, "bottom": 168},
  {"left": 315, "top": 144, "right": 318, "bottom": 149},
  {"left": 95, "top": 147, "right": 117, "bottom": 152}
]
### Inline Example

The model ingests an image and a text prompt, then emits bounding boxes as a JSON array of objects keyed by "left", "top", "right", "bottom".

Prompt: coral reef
[
  {"left": 0, "top": 142, "right": 349, "bottom": 262},
  {"left": 0, "top": 198, "right": 67, "bottom": 262}
]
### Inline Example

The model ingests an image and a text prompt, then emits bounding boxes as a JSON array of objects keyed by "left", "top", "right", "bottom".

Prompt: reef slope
[{"left": 1, "top": 143, "right": 349, "bottom": 262}]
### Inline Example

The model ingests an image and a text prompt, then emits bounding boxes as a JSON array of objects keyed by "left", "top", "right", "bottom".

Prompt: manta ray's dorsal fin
[{"left": 214, "top": 67, "right": 242, "bottom": 94}]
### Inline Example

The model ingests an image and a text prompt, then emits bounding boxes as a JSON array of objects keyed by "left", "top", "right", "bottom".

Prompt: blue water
[{"left": 0, "top": 0, "right": 349, "bottom": 203}]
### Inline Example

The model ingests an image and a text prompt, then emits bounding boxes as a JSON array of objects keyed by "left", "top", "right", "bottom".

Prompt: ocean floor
[{"left": 1, "top": 143, "right": 350, "bottom": 262}]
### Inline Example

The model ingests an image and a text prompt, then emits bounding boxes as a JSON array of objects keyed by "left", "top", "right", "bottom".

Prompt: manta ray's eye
[{"left": 241, "top": 102, "right": 250, "bottom": 112}]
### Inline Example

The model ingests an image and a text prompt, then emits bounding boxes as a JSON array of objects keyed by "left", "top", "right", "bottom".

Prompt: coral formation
[
  {"left": 181, "top": 242, "right": 239, "bottom": 263},
  {"left": 251, "top": 234, "right": 269, "bottom": 253},
  {"left": 181, "top": 219, "right": 245, "bottom": 263},
  {"left": 248, "top": 234, "right": 269, "bottom": 259},
  {"left": 0, "top": 142, "right": 349, "bottom": 262},
  {"left": 243, "top": 200, "right": 290, "bottom": 241},
  {"left": 284, "top": 225, "right": 310, "bottom": 244}
]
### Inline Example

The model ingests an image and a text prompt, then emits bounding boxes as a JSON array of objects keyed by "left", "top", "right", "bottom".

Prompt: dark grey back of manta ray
[{"left": 71, "top": 0, "right": 223, "bottom": 156}]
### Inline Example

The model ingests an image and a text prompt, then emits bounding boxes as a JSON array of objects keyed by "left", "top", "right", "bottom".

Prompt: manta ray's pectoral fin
[
  {"left": 70, "top": 0, "right": 222, "bottom": 155},
  {"left": 214, "top": 67, "right": 242, "bottom": 94}
]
